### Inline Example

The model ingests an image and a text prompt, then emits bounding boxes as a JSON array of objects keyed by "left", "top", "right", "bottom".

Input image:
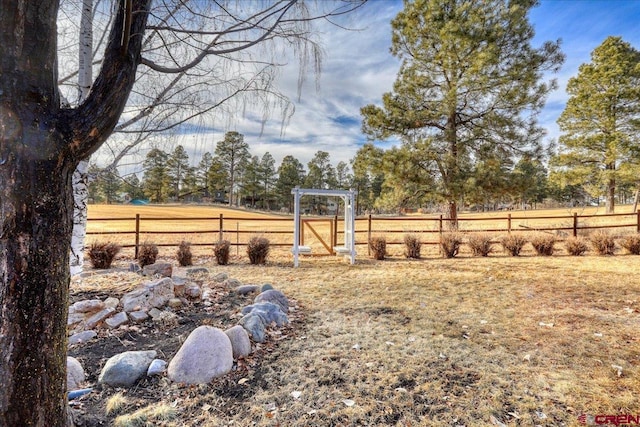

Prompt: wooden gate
[{"left": 300, "top": 218, "right": 336, "bottom": 255}]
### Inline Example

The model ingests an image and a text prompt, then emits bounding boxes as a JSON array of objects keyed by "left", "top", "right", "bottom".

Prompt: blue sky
[{"left": 126, "top": 0, "right": 640, "bottom": 172}]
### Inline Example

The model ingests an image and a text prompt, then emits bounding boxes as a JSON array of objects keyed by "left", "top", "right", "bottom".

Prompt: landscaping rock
[
  {"left": 168, "top": 298, "right": 183, "bottom": 308},
  {"left": 67, "top": 356, "right": 86, "bottom": 391},
  {"left": 225, "top": 325, "right": 252, "bottom": 359},
  {"left": 142, "top": 262, "right": 173, "bottom": 278},
  {"left": 167, "top": 326, "right": 233, "bottom": 384},
  {"left": 235, "top": 285, "right": 260, "bottom": 295},
  {"left": 104, "top": 297, "right": 119, "bottom": 309},
  {"left": 68, "top": 312, "right": 86, "bottom": 326},
  {"left": 84, "top": 307, "right": 116, "bottom": 329},
  {"left": 260, "top": 284, "right": 274, "bottom": 292},
  {"left": 148, "top": 307, "right": 163, "bottom": 319},
  {"left": 173, "top": 281, "right": 186, "bottom": 297},
  {"left": 128, "top": 262, "right": 141, "bottom": 273},
  {"left": 254, "top": 289, "right": 289, "bottom": 313},
  {"left": 238, "top": 312, "right": 266, "bottom": 343},
  {"left": 129, "top": 311, "right": 149, "bottom": 323},
  {"left": 223, "top": 278, "right": 241, "bottom": 288},
  {"left": 242, "top": 302, "right": 289, "bottom": 326},
  {"left": 121, "top": 277, "right": 174, "bottom": 312},
  {"left": 105, "top": 311, "right": 129, "bottom": 329},
  {"left": 68, "top": 330, "right": 97, "bottom": 346},
  {"left": 185, "top": 282, "right": 202, "bottom": 299},
  {"left": 147, "top": 359, "right": 167, "bottom": 376},
  {"left": 71, "top": 299, "right": 105, "bottom": 313},
  {"left": 98, "top": 350, "right": 157, "bottom": 388}
]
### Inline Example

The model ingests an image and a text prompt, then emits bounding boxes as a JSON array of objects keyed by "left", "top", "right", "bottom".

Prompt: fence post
[
  {"left": 218, "top": 213, "right": 223, "bottom": 242},
  {"left": 507, "top": 213, "right": 512, "bottom": 234},
  {"left": 367, "top": 214, "right": 372, "bottom": 256},
  {"left": 333, "top": 215, "right": 338, "bottom": 249},
  {"left": 573, "top": 212, "right": 578, "bottom": 237},
  {"left": 236, "top": 222, "right": 239, "bottom": 256},
  {"left": 134, "top": 214, "right": 140, "bottom": 259}
]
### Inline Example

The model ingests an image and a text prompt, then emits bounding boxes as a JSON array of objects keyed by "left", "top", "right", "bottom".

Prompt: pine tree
[
  {"left": 276, "top": 155, "right": 306, "bottom": 212},
  {"left": 142, "top": 148, "right": 170, "bottom": 202},
  {"left": 215, "top": 131, "right": 250, "bottom": 206},
  {"left": 166, "top": 145, "right": 190, "bottom": 200},
  {"left": 552, "top": 36, "right": 640, "bottom": 213}
]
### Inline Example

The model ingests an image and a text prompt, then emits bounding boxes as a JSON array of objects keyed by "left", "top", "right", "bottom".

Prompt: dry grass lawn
[{"left": 78, "top": 205, "right": 640, "bottom": 426}]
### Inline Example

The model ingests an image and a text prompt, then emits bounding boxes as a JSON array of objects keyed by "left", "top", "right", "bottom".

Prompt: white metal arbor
[{"left": 291, "top": 187, "right": 357, "bottom": 267}]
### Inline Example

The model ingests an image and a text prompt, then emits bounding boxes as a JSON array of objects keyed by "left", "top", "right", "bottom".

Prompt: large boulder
[
  {"left": 254, "top": 289, "right": 289, "bottom": 313},
  {"left": 142, "top": 262, "right": 173, "bottom": 277},
  {"left": 67, "top": 357, "right": 86, "bottom": 391},
  {"left": 241, "top": 302, "right": 289, "bottom": 327},
  {"left": 224, "top": 325, "right": 252, "bottom": 359},
  {"left": 98, "top": 350, "right": 157, "bottom": 388},
  {"left": 238, "top": 312, "right": 266, "bottom": 343},
  {"left": 167, "top": 326, "right": 233, "bottom": 384},
  {"left": 121, "top": 277, "right": 174, "bottom": 312}
]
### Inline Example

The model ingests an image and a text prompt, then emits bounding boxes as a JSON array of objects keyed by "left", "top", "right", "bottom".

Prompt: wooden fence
[{"left": 86, "top": 210, "right": 640, "bottom": 257}]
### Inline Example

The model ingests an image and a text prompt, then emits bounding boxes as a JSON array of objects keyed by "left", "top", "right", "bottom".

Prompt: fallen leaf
[
  {"left": 489, "top": 415, "right": 507, "bottom": 426},
  {"left": 238, "top": 378, "right": 249, "bottom": 385},
  {"left": 291, "top": 391, "right": 302, "bottom": 399},
  {"left": 612, "top": 364, "right": 623, "bottom": 377},
  {"left": 523, "top": 354, "right": 531, "bottom": 362},
  {"left": 342, "top": 399, "right": 355, "bottom": 407},
  {"left": 385, "top": 341, "right": 395, "bottom": 346},
  {"left": 202, "top": 404, "right": 212, "bottom": 412},
  {"left": 307, "top": 409, "right": 317, "bottom": 415},
  {"left": 395, "top": 387, "right": 407, "bottom": 393},
  {"left": 352, "top": 343, "right": 361, "bottom": 350}
]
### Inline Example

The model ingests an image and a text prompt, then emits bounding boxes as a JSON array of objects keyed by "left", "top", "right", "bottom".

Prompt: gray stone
[
  {"left": 142, "top": 262, "right": 173, "bottom": 278},
  {"left": 148, "top": 307, "right": 163, "bottom": 319},
  {"left": 147, "top": 359, "right": 167, "bottom": 376},
  {"left": 238, "top": 313, "right": 266, "bottom": 343},
  {"left": 224, "top": 325, "right": 252, "bottom": 359},
  {"left": 104, "top": 297, "right": 119, "bottom": 309},
  {"left": 121, "top": 277, "right": 174, "bottom": 312},
  {"left": 185, "top": 283, "right": 202, "bottom": 299},
  {"left": 69, "top": 330, "right": 97, "bottom": 346},
  {"left": 235, "top": 285, "right": 260, "bottom": 295},
  {"left": 241, "top": 302, "right": 289, "bottom": 327},
  {"left": 212, "top": 272, "right": 228, "bottom": 282},
  {"left": 173, "top": 281, "right": 186, "bottom": 297},
  {"left": 260, "top": 284, "right": 274, "bottom": 292},
  {"left": 129, "top": 263, "right": 141, "bottom": 273},
  {"left": 129, "top": 311, "right": 149, "bottom": 323},
  {"left": 105, "top": 312, "right": 129, "bottom": 329},
  {"left": 67, "top": 312, "right": 86, "bottom": 326},
  {"left": 84, "top": 307, "right": 116, "bottom": 329},
  {"left": 167, "top": 326, "right": 233, "bottom": 384},
  {"left": 71, "top": 299, "right": 105, "bottom": 313},
  {"left": 98, "top": 350, "right": 157, "bottom": 388},
  {"left": 67, "top": 356, "right": 86, "bottom": 391},
  {"left": 186, "top": 267, "right": 209, "bottom": 278},
  {"left": 254, "top": 289, "right": 289, "bottom": 313}
]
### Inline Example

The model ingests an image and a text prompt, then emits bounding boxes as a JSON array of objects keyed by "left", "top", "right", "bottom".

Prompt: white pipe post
[{"left": 292, "top": 187, "right": 300, "bottom": 267}]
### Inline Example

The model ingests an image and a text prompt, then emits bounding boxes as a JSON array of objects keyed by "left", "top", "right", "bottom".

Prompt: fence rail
[{"left": 86, "top": 209, "right": 640, "bottom": 257}]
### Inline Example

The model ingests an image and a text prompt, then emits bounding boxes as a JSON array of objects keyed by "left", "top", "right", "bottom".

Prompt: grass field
[{"left": 76, "top": 205, "right": 640, "bottom": 426}]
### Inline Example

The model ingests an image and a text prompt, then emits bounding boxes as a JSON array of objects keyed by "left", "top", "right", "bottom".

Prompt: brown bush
[
  {"left": 530, "top": 233, "right": 556, "bottom": 256},
  {"left": 369, "top": 236, "right": 387, "bottom": 260},
  {"left": 467, "top": 233, "right": 493, "bottom": 257},
  {"left": 213, "top": 240, "right": 231, "bottom": 265},
  {"left": 247, "top": 236, "right": 270, "bottom": 264},
  {"left": 138, "top": 242, "right": 159, "bottom": 267},
  {"left": 176, "top": 241, "right": 193, "bottom": 266},
  {"left": 589, "top": 230, "right": 616, "bottom": 255},
  {"left": 403, "top": 234, "right": 421, "bottom": 259},
  {"left": 618, "top": 233, "right": 640, "bottom": 255},
  {"left": 501, "top": 234, "right": 527, "bottom": 256},
  {"left": 564, "top": 236, "right": 589, "bottom": 256},
  {"left": 88, "top": 241, "right": 121, "bottom": 269},
  {"left": 440, "top": 232, "right": 462, "bottom": 258}
]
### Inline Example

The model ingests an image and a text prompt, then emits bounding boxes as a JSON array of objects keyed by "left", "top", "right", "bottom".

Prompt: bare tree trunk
[
  {"left": 70, "top": 0, "right": 94, "bottom": 276},
  {"left": 632, "top": 187, "right": 640, "bottom": 213},
  {"left": 606, "top": 177, "right": 616, "bottom": 214}
]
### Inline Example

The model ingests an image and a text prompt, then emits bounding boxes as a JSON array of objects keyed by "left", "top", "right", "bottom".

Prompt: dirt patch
[{"left": 68, "top": 277, "right": 302, "bottom": 427}]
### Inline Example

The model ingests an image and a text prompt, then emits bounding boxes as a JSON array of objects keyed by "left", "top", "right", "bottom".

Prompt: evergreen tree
[
  {"left": 361, "top": 0, "right": 563, "bottom": 223},
  {"left": 142, "top": 148, "right": 170, "bottom": 203},
  {"left": 276, "top": 155, "right": 306, "bottom": 212},
  {"left": 551, "top": 36, "right": 640, "bottom": 213},
  {"left": 122, "top": 174, "right": 145, "bottom": 201},
  {"left": 166, "top": 145, "right": 190, "bottom": 200},
  {"left": 512, "top": 155, "right": 548, "bottom": 208},
  {"left": 305, "top": 151, "right": 337, "bottom": 189},
  {"left": 241, "top": 156, "right": 262, "bottom": 207},
  {"left": 259, "top": 152, "right": 277, "bottom": 210},
  {"left": 197, "top": 152, "right": 214, "bottom": 198},
  {"left": 215, "top": 131, "right": 250, "bottom": 206},
  {"left": 351, "top": 144, "right": 385, "bottom": 213},
  {"left": 207, "top": 156, "right": 229, "bottom": 200},
  {"left": 99, "top": 168, "right": 122, "bottom": 204}
]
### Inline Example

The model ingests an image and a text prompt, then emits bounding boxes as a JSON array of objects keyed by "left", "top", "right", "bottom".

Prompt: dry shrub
[
  {"left": 176, "top": 241, "right": 193, "bottom": 266},
  {"left": 467, "top": 233, "right": 493, "bottom": 257},
  {"left": 213, "top": 240, "right": 231, "bottom": 265},
  {"left": 564, "top": 236, "right": 589, "bottom": 256},
  {"left": 619, "top": 233, "right": 640, "bottom": 255},
  {"left": 88, "top": 241, "right": 121, "bottom": 269},
  {"left": 530, "top": 233, "right": 556, "bottom": 256},
  {"left": 138, "top": 242, "right": 159, "bottom": 267},
  {"left": 440, "top": 232, "right": 462, "bottom": 258},
  {"left": 369, "top": 236, "right": 387, "bottom": 260},
  {"left": 403, "top": 234, "right": 421, "bottom": 259},
  {"left": 589, "top": 230, "right": 616, "bottom": 255},
  {"left": 247, "top": 236, "right": 270, "bottom": 264},
  {"left": 501, "top": 234, "right": 527, "bottom": 256}
]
